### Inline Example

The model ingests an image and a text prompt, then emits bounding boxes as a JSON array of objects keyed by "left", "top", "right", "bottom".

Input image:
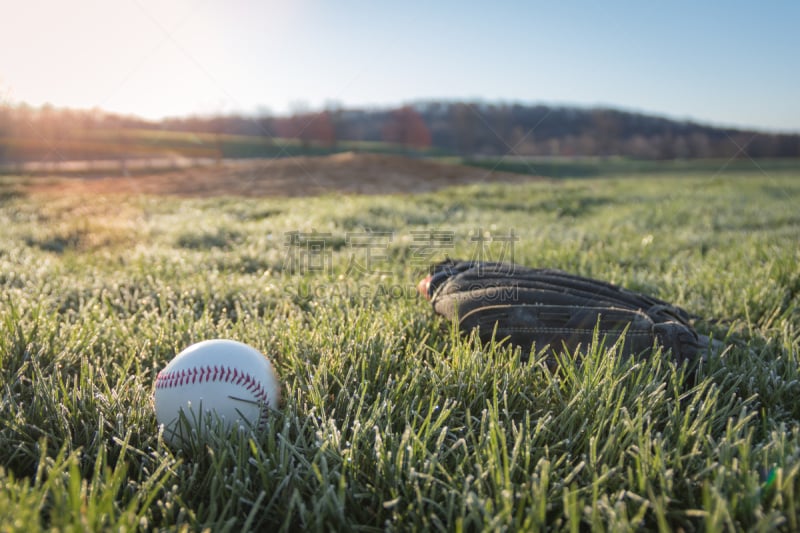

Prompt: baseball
[{"left": 154, "top": 339, "right": 280, "bottom": 445}]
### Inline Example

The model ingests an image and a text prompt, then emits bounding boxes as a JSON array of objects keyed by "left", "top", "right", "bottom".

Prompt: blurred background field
[{"left": 2, "top": 102, "right": 799, "bottom": 176}]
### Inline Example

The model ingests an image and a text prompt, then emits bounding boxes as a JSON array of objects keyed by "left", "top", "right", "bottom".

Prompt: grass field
[
  {"left": 1, "top": 164, "right": 799, "bottom": 530},
  {"left": 0, "top": 127, "right": 438, "bottom": 174}
]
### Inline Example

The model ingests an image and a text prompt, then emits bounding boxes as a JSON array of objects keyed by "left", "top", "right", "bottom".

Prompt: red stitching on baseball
[{"left": 155, "top": 365, "right": 274, "bottom": 428}]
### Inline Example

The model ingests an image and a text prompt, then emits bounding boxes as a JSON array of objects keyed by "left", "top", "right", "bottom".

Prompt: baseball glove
[{"left": 418, "top": 259, "right": 707, "bottom": 366}]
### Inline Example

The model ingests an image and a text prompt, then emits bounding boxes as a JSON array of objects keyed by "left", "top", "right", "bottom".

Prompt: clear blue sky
[{"left": 1, "top": 0, "right": 798, "bottom": 132}]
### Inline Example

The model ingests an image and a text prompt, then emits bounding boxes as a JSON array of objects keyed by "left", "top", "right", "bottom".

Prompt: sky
[{"left": 1, "top": 0, "right": 798, "bottom": 132}]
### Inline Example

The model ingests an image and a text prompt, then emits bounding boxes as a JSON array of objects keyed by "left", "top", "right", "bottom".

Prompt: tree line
[{"left": 1, "top": 100, "right": 798, "bottom": 163}]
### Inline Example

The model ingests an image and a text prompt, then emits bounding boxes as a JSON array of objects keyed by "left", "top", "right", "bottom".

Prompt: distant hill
[
  {"left": 1, "top": 100, "right": 798, "bottom": 164},
  {"left": 318, "top": 102, "right": 800, "bottom": 159}
]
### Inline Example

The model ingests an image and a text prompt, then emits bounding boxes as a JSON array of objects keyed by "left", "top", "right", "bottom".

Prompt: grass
[
  {"left": 0, "top": 164, "right": 799, "bottom": 530},
  {"left": 0, "top": 128, "right": 440, "bottom": 175},
  {"left": 459, "top": 156, "right": 800, "bottom": 179}
]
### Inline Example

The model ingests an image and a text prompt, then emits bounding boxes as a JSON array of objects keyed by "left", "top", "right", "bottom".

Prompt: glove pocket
[{"left": 458, "top": 303, "right": 657, "bottom": 360}]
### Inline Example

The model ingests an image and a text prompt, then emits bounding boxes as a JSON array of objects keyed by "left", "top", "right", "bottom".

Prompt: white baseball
[{"left": 154, "top": 339, "right": 280, "bottom": 445}]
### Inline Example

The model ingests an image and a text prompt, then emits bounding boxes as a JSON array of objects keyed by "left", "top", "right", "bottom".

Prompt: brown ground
[{"left": 26, "top": 153, "right": 538, "bottom": 197}]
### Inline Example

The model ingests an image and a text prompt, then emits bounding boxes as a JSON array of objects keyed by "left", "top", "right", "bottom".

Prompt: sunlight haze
[{"left": 1, "top": 0, "right": 798, "bottom": 132}]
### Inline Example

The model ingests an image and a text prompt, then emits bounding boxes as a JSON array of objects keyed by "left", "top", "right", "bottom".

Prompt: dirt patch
[{"left": 26, "top": 153, "right": 539, "bottom": 198}]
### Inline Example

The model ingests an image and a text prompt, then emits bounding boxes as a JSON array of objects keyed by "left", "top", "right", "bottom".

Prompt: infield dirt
[{"left": 26, "top": 152, "right": 538, "bottom": 198}]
